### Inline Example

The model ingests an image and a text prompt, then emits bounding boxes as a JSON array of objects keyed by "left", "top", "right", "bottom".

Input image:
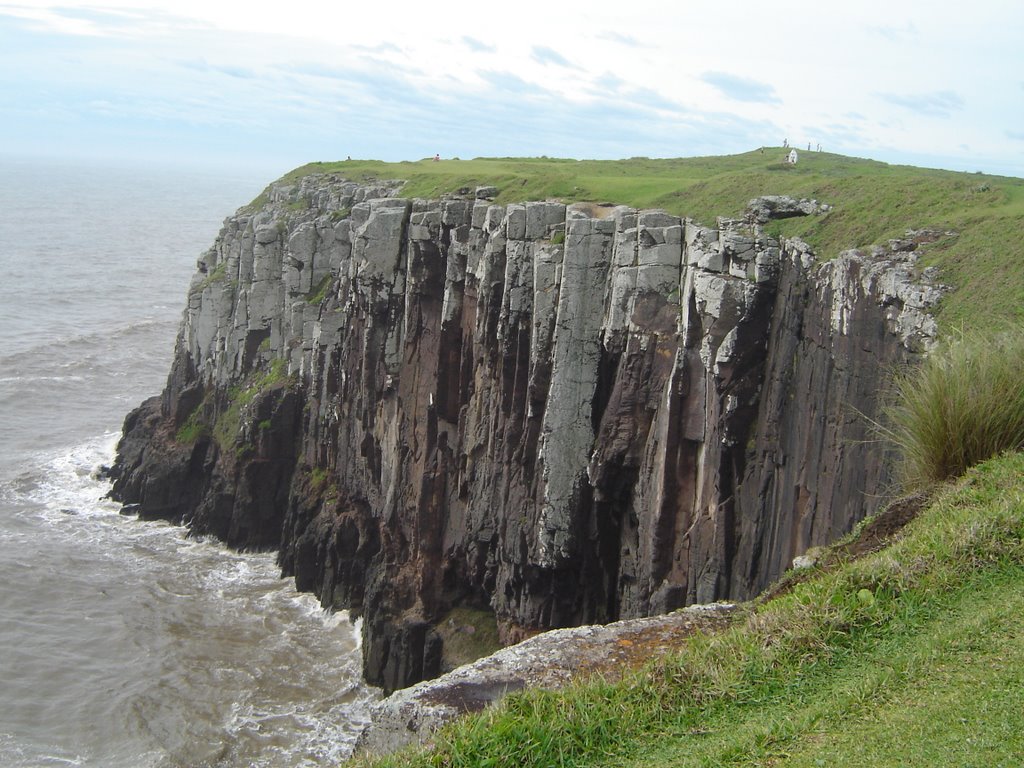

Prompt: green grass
[
  {"left": 212, "top": 358, "right": 293, "bottom": 452},
  {"left": 356, "top": 450, "right": 1024, "bottom": 767},
  {"left": 307, "top": 273, "right": 333, "bottom": 305},
  {"left": 631, "top": 566, "right": 1024, "bottom": 768},
  {"left": 254, "top": 151, "right": 1024, "bottom": 330},
  {"left": 190, "top": 261, "right": 228, "bottom": 294},
  {"left": 174, "top": 406, "right": 209, "bottom": 444},
  {"left": 881, "top": 330, "right": 1024, "bottom": 491},
  {"left": 309, "top": 466, "right": 330, "bottom": 493}
]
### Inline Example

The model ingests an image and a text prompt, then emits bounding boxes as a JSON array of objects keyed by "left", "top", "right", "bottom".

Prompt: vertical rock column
[
  {"left": 534, "top": 216, "right": 615, "bottom": 566},
  {"left": 732, "top": 243, "right": 941, "bottom": 596}
]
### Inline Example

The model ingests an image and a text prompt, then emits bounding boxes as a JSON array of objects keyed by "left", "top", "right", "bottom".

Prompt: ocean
[{"left": 0, "top": 156, "right": 377, "bottom": 767}]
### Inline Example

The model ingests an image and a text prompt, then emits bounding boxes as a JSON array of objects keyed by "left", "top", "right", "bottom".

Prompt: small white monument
[{"left": 787, "top": 149, "right": 799, "bottom": 165}]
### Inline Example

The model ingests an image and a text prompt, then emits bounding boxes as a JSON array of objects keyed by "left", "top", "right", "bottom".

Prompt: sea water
[{"left": 0, "top": 156, "right": 377, "bottom": 767}]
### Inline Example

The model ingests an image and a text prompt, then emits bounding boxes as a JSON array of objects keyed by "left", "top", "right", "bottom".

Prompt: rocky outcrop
[
  {"left": 355, "top": 602, "right": 737, "bottom": 755},
  {"left": 745, "top": 195, "right": 831, "bottom": 224},
  {"left": 109, "top": 174, "right": 944, "bottom": 693}
]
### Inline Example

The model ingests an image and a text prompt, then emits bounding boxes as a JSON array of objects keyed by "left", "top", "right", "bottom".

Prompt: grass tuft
[
  {"left": 190, "top": 261, "right": 228, "bottom": 294},
  {"left": 881, "top": 330, "right": 1024, "bottom": 491},
  {"left": 307, "top": 273, "right": 334, "bottom": 305}
]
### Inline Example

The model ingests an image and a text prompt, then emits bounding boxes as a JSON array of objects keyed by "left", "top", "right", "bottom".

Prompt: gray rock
[
  {"left": 355, "top": 603, "right": 736, "bottom": 757},
  {"left": 254, "top": 224, "right": 280, "bottom": 245},
  {"left": 745, "top": 195, "right": 830, "bottom": 224},
  {"left": 536, "top": 217, "right": 613, "bottom": 565}
]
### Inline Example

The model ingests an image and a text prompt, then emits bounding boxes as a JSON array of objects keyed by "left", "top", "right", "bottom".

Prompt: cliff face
[{"left": 110, "top": 175, "right": 942, "bottom": 692}]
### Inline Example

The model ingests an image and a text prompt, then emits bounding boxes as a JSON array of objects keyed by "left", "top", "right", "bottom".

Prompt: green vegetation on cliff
[
  {"left": 357, "top": 450, "right": 1024, "bottom": 768},
  {"left": 212, "top": 358, "right": 292, "bottom": 453},
  {"left": 174, "top": 359, "right": 294, "bottom": 451},
  {"left": 268, "top": 151, "right": 1024, "bottom": 331},
  {"left": 882, "top": 329, "right": 1024, "bottom": 491}
]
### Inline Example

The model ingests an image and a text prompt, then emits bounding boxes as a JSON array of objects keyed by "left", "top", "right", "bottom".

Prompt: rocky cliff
[{"left": 109, "top": 174, "right": 943, "bottom": 692}]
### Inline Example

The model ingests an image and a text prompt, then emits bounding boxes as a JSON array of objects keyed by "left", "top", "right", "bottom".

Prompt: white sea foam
[
  {"left": 17, "top": 433, "right": 123, "bottom": 521},
  {"left": 0, "top": 375, "right": 86, "bottom": 383},
  {"left": 0, "top": 732, "right": 86, "bottom": 768},
  {"left": 1, "top": 432, "right": 377, "bottom": 766}
]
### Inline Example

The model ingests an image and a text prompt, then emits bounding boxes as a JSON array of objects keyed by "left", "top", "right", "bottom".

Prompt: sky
[{"left": 1, "top": 0, "right": 1022, "bottom": 179}]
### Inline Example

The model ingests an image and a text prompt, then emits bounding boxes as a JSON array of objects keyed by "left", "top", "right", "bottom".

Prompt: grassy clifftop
[
  {"left": 357, "top": 450, "right": 1024, "bottom": 767},
  {"left": 269, "top": 150, "right": 1024, "bottom": 331}
]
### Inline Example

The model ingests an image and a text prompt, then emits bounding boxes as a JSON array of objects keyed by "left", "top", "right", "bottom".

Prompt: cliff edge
[{"left": 109, "top": 174, "right": 943, "bottom": 692}]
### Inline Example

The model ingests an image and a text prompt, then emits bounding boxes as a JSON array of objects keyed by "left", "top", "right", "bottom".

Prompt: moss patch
[
  {"left": 306, "top": 273, "right": 333, "bottom": 305},
  {"left": 190, "top": 261, "right": 228, "bottom": 294},
  {"left": 435, "top": 607, "right": 503, "bottom": 672},
  {"left": 212, "top": 358, "right": 293, "bottom": 453}
]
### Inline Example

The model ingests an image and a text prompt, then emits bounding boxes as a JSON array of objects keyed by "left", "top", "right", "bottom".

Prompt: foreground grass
[
  {"left": 356, "top": 451, "right": 1024, "bottom": 767},
  {"left": 629, "top": 568, "right": 1024, "bottom": 767},
  {"left": 263, "top": 151, "right": 1024, "bottom": 330}
]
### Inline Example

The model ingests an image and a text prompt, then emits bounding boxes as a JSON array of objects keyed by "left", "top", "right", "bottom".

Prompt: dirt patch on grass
[
  {"left": 758, "top": 492, "right": 931, "bottom": 604},
  {"left": 836, "top": 492, "right": 930, "bottom": 559}
]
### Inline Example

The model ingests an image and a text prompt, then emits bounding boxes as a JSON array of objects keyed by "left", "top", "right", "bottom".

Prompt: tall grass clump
[{"left": 884, "top": 329, "right": 1024, "bottom": 490}]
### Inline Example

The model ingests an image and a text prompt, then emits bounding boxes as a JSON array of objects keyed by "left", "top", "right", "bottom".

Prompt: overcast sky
[{"left": 2, "top": 0, "right": 1021, "bottom": 179}]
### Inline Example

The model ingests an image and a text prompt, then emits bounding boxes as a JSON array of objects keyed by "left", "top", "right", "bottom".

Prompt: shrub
[{"left": 883, "top": 329, "right": 1024, "bottom": 490}]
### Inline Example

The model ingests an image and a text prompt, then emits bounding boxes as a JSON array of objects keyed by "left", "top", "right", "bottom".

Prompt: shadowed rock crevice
[{"left": 109, "top": 176, "right": 944, "bottom": 693}]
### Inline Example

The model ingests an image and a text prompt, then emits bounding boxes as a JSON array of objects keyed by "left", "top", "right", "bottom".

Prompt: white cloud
[
  {"left": 0, "top": 0, "right": 1021, "bottom": 176},
  {"left": 701, "top": 72, "right": 782, "bottom": 105},
  {"left": 879, "top": 90, "right": 965, "bottom": 118},
  {"left": 531, "top": 45, "right": 575, "bottom": 69}
]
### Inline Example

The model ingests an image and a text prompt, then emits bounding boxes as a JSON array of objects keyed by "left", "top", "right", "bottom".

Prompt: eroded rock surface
[
  {"left": 109, "top": 174, "right": 944, "bottom": 693},
  {"left": 355, "top": 602, "right": 737, "bottom": 756}
]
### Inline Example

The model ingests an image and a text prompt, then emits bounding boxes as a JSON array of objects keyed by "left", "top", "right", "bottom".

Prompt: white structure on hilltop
[{"left": 787, "top": 149, "right": 799, "bottom": 164}]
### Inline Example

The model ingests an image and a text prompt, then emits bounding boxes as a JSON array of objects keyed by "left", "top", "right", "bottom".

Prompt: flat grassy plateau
[{"left": 264, "top": 150, "right": 1024, "bottom": 332}]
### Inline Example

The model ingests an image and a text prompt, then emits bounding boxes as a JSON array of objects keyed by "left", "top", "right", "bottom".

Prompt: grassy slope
[
  {"left": 269, "top": 150, "right": 1024, "bottom": 331},
  {"left": 358, "top": 452, "right": 1024, "bottom": 767}
]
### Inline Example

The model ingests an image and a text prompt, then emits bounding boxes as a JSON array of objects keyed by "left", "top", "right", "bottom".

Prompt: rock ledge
[{"left": 355, "top": 603, "right": 738, "bottom": 756}]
